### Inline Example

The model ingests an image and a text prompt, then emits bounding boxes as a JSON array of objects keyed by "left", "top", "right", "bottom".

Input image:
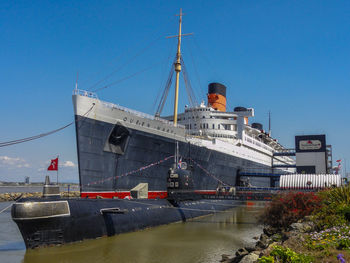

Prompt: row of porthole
[{"left": 122, "top": 116, "right": 174, "bottom": 134}]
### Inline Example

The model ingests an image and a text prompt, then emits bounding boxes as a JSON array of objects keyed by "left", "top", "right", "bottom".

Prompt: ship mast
[
  {"left": 166, "top": 8, "right": 192, "bottom": 126},
  {"left": 173, "top": 9, "right": 183, "bottom": 127}
]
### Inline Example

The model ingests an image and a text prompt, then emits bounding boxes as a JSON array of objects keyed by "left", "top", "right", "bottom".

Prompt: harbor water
[{"left": 0, "top": 200, "right": 265, "bottom": 263}]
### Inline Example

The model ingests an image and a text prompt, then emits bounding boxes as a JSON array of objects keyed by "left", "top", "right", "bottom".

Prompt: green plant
[
  {"left": 337, "top": 239, "right": 350, "bottom": 250},
  {"left": 337, "top": 205, "right": 350, "bottom": 222},
  {"left": 312, "top": 199, "right": 348, "bottom": 229},
  {"left": 307, "top": 225, "right": 350, "bottom": 252},
  {"left": 269, "top": 246, "right": 313, "bottom": 263},
  {"left": 258, "top": 255, "right": 274, "bottom": 263},
  {"left": 327, "top": 185, "right": 350, "bottom": 205}
]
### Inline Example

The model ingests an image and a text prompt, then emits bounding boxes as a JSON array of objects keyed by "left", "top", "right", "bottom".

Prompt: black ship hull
[
  {"left": 12, "top": 197, "right": 240, "bottom": 249},
  {"left": 75, "top": 115, "right": 271, "bottom": 198}
]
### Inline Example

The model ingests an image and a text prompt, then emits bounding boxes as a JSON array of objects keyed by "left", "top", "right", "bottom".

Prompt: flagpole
[{"left": 57, "top": 155, "right": 59, "bottom": 185}]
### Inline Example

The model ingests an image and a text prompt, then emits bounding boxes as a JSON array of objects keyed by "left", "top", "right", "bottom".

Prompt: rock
[
  {"left": 220, "top": 254, "right": 231, "bottom": 262},
  {"left": 244, "top": 245, "right": 256, "bottom": 253},
  {"left": 240, "top": 253, "right": 259, "bottom": 263},
  {"left": 271, "top": 233, "right": 282, "bottom": 242},
  {"left": 255, "top": 240, "right": 269, "bottom": 249},
  {"left": 290, "top": 222, "right": 314, "bottom": 233},
  {"left": 259, "top": 234, "right": 268, "bottom": 242},
  {"left": 263, "top": 226, "right": 278, "bottom": 237},
  {"left": 235, "top": 248, "right": 249, "bottom": 257},
  {"left": 259, "top": 242, "right": 279, "bottom": 257}
]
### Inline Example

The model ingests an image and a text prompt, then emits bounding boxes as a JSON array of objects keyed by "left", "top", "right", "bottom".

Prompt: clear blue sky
[{"left": 0, "top": 0, "right": 349, "bottom": 182}]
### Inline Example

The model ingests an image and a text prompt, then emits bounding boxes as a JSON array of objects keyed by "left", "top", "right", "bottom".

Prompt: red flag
[
  {"left": 336, "top": 159, "right": 342, "bottom": 163},
  {"left": 47, "top": 157, "right": 58, "bottom": 171}
]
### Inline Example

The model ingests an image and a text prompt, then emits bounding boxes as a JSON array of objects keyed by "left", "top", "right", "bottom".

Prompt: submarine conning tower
[{"left": 207, "top": 82, "right": 227, "bottom": 112}]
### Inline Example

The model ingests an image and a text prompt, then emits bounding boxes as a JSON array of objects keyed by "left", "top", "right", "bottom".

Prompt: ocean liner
[
  {"left": 11, "top": 9, "right": 297, "bottom": 249},
  {"left": 73, "top": 10, "right": 295, "bottom": 199}
]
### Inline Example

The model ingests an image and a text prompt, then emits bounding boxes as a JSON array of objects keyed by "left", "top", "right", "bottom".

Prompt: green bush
[
  {"left": 326, "top": 185, "right": 350, "bottom": 205},
  {"left": 258, "top": 255, "right": 274, "bottom": 263},
  {"left": 312, "top": 189, "right": 350, "bottom": 229},
  {"left": 269, "top": 246, "right": 313, "bottom": 263},
  {"left": 312, "top": 203, "right": 347, "bottom": 229},
  {"left": 337, "top": 205, "right": 350, "bottom": 222},
  {"left": 337, "top": 238, "right": 350, "bottom": 250}
]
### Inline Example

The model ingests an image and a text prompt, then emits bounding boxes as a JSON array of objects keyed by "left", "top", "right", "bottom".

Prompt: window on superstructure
[{"left": 212, "top": 124, "right": 215, "bottom": 129}]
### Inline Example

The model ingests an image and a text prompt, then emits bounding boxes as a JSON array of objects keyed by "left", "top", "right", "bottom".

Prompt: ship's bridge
[{"left": 164, "top": 102, "right": 255, "bottom": 141}]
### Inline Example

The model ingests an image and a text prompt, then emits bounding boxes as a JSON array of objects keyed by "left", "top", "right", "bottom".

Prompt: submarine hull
[{"left": 12, "top": 197, "right": 239, "bottom": 249}]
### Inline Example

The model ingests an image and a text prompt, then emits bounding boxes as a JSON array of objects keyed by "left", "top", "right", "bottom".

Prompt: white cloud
[
  {"left": 60, "top": 161, "right": 76, "bottom": 168},
  {"left": 0, "top": 156, "right": 30, "bottom": 169}
]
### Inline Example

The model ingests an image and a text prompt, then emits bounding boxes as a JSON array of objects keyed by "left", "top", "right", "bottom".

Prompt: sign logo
[{"left": 299, "top": 140, "right": 322, "bottom": 150}]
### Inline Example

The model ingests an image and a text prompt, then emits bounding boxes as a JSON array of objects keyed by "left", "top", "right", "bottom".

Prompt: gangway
[{"left": 237, "top": 169, "right": 290, "bottom": 188}]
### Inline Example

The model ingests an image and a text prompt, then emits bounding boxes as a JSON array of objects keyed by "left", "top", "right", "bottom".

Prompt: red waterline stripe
[{"left": 81, "top": 190, "right": 218, "bottom": 199}]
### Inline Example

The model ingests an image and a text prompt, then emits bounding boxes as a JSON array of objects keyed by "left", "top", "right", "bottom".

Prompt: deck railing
[{"left": 74, "top": 89, "right": 185, "bottom": 129}]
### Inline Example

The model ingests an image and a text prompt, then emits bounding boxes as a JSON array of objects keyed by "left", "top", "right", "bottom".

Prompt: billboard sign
[{"left": 295, "top": 135, "right": 326, "bottom": 153}]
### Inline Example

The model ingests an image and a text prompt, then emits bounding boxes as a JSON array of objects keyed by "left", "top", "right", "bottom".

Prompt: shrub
[
  {"left": 258, "top": 255, "right": 274, "bottom": 263},
  {"left": 313, "top": 188, "right": 350, "bottom": 229},
  {"left": 312, "top": 203, "right": 347, "bottom": 229},
  {"left": 326, "top": 185, "right": 350, "bottom": 205},
  {"left": 259, "top": 191, "right": 322, "bottom": 229},
  {"left": 260, "top": 246, "right": 313, "bottom": 263}
]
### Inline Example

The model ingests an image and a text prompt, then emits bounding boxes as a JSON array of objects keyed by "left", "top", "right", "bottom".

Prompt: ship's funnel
[{"left": 207, "top": 83, "right": 226, "bottom": 112}]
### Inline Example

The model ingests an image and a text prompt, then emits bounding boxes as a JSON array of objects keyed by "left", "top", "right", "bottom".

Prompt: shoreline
[{"left": 221, "top": 221, "right": 314, "bottom": 263}]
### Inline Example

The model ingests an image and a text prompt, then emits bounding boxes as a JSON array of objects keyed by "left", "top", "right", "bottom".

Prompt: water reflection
[{"left": 23, "top": 202, "right": 264, "bottom": 263}]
